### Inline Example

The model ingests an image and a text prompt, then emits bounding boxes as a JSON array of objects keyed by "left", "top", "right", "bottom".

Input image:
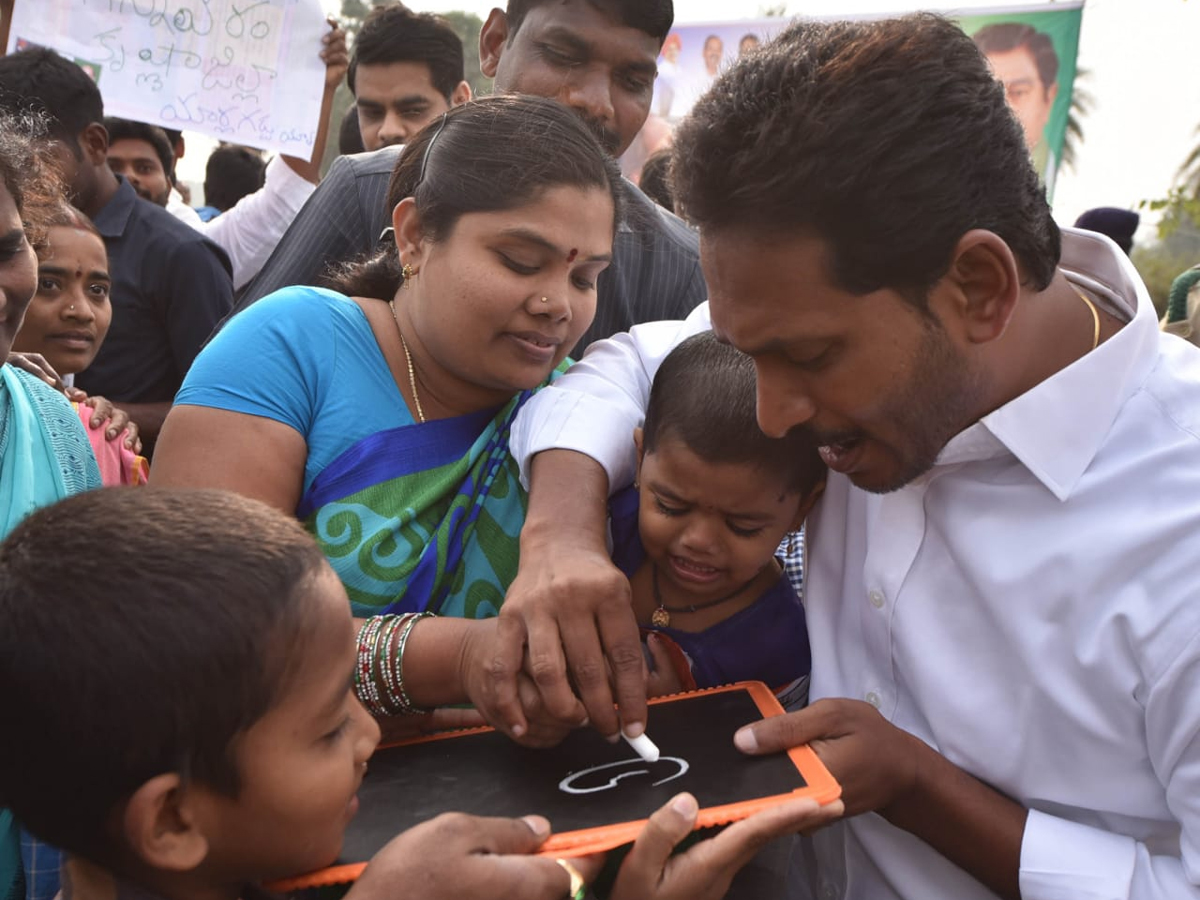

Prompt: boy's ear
[
  {"left": 791, "top": 479, "right": 825, "bottom": 529},
  {"left": 123, "top": 774, "right": 209, "bottom": 873},
  {"left": 80, "top": 123, "right": 109, "bottom": 166}
]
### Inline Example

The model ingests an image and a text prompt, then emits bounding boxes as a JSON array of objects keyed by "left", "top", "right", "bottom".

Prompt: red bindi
[{"left": 566, "top": 248, "right": 578, "bottom": 263}]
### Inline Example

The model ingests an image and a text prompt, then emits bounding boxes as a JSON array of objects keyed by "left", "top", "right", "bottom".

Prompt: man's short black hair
[
  {"left": 0, "top": 48, "right": 103, "bottom": 153},
  {"left": 643, "top": 332, "right": 824, "bottom": 496},
  {"left": 103, "top": 117, "right": 175, "bottom": 178},
  {"left": 203, "top": 144, "right": 266, "bottom": 212},
  {"left": 505, "top": 0, "right": 674, "bottom": 46},
  {"left": 0, "top": 488, "right": 329, "bottom": 864},
  {"left": 673, "top": 14, "right": 1060, "bottom": 302},
  {"left": 347, "top": 6, "right": 465, "bottom": 100}
]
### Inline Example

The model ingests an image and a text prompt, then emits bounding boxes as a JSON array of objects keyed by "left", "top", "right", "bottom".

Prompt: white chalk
[{"left": 623, "top": 730, "right": 660, "bottom": 763}]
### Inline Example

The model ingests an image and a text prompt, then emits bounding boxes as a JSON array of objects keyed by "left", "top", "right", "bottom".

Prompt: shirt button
[
  {"left": 821, "top": 885, "right": 838, "bottom": 900},
  {"left": 868, "top": 589, "right": 885, "bottom": 608},
  {"left": 865, "top": 691, "right": 882, "bottom": 709}
]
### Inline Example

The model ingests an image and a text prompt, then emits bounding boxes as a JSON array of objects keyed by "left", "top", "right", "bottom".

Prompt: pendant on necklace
[{"left": 651, "top": 606, "right": 671, "bottom": 628}]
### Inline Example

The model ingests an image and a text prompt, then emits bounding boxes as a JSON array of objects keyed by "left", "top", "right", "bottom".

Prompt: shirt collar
[
  {"left": 91, "top": 175, "right": 137, "bottom": 239},
  {"left": 936, "top": 227, "right": 1158, "bottom": 501}
]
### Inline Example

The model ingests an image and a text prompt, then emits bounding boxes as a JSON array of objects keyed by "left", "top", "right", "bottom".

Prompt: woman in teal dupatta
[
  {"left": 153, "top": 96, "right": 623, "bottom": 734},
  {"left": 0, "top": 117, "right": 102, "bottom": 900}
]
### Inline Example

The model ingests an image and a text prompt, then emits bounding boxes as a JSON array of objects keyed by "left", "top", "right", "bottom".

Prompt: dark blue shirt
[{"left": 78, "top": 177, "right": 233, "bottom": 403}]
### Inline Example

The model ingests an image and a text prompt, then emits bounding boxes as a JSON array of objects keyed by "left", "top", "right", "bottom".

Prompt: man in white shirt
[{"left": 491, "top": 14, "right": 1200, "bottom": 900}]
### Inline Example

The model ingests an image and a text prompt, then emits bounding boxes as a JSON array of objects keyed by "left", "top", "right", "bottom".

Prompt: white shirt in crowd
[
  {"left": 511, "top": 227, "right": 1200, "bottom": 900},
  {"left": 165, "top": 156, "right": 315, "bottom": 290}
]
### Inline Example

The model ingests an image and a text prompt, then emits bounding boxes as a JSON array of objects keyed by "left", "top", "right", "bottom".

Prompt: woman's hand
[
  {"left": 609, "top": 792, "right": 845, "bottom": 900},
  {"left": 6, "top": 351, "right": 64, "bottom": 390},
  {"left": 345, "top": 813, "right": 603, "bottom": 900},
  {"left": 79, "top": 395, "right": 142, "bottom": 452}
]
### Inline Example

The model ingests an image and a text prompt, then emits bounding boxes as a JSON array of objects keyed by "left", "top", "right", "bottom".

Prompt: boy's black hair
[
  {"left": 203, "top": 144, "right": 266, "bottom": 212},
  {"left": 642, "top": 332, "right": 824, "bottom": 496},
  {"left": 0, "top": 48, "right": 104, "bottom": 155},
  {"left": 505, "top": 0, "right": 674, "bottom": 46},
  {"left": 347, "top": 6, "right": 465, "bottom": 100},
  {"left": 0, "top": 488, "right": 329, "bottom": 863},
  {"left": 103, "top": 117, "right": 176, "bottom": 178}
]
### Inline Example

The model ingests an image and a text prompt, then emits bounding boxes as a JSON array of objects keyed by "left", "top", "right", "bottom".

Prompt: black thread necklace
[{"left": 650, "top": 562, "right": 761, "bottom": 628}]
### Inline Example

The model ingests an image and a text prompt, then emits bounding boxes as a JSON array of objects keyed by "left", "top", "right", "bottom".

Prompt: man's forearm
[{"left": 520, "top": 449, "right": 611, "bottom": 553}]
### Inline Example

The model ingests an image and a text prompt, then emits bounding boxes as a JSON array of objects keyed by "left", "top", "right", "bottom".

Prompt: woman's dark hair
[
  {"left": 324, "top": 94, "right": 624, "bottom": 299},
  {"left": 0, "top": 112, "right": 64, "bottom": 252},
  {"left": 673, "top": 14, "right": 1060, "bottom": 304},
  {"left": 0, "top": 488, "right": 328, "bottom": 864},
  {"left": 643, "top": 332, "right": 824, "bottom": 497}
]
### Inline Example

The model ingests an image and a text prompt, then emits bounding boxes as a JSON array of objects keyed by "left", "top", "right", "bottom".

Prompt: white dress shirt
[
  {"left": 511, "top": 228, "right": 1200, "bottom": 899},
  {"left": 166, "top": 157, "right": 315, "bottom": 290}
]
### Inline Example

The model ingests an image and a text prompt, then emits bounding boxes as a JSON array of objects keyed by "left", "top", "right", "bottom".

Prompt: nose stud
[{"left": 540, "top": 296, "right": 549, "bottom": 304}]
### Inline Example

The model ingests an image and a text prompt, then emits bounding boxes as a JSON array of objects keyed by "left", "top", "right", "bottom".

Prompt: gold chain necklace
[
  {"left": 1074, "top": 286, "right": 1101, "bottom": 352},
  {"left": 388, "top": 298, "right": 426, "bottom": 423}
]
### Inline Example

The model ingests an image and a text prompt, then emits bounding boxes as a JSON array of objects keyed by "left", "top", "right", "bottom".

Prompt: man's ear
[
  {"left": 391, "top": 197, "right": 427, "bottom": 271},
  {"left": 78, "top": 123, "right": 108, "bottom": 166},
  {"left": 940, "top": 229, "right": 1021, "bottom": 346},
  {"left": 450, "top": 81, "right": 472, "bottom": 106},
  {"left": 122, "top": 774, "right": 209, "bottom": 873},
  {"left": 478, "top": 8, "right": 510, "bottom": 79}
]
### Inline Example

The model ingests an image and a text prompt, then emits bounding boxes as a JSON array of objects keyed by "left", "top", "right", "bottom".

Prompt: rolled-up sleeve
[{"left": 511, "top": 303, "right": 713, "bottom": 490}]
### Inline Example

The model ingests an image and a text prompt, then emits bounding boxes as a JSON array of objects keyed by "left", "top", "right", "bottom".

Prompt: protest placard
[{"left": 5, "top": 0, "right": 328, "bottom": 158}]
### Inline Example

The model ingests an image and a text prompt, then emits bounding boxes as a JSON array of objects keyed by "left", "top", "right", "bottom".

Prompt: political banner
[{"left": 6, "top": 0, "right": 329, "bottom": 158}]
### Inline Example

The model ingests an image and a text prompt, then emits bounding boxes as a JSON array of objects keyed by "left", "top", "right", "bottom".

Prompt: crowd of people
[{"left": 0, "top": 2, "right": 1198, "bottom": 900}]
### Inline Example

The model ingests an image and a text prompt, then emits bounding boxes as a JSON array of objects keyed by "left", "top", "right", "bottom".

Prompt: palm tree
[{"left": 1059, "top": 66, "right": 1092, "bottom": 173}]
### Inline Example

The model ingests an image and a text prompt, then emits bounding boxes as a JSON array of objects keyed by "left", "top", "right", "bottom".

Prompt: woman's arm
[{"left": 150, "top": 405, "right": 306, "bottom": 513}]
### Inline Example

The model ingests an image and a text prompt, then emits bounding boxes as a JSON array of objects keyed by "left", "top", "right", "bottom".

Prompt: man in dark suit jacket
[{"left": 231, "top": 0, "right": 705, "bottom": 353}]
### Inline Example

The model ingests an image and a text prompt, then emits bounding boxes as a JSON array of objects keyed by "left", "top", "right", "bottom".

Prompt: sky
[{"left": 185, "top": 0, "right": 1198, "bottom": 246}]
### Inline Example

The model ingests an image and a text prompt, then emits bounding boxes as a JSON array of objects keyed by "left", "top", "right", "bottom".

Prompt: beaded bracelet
[{"left": 354, "top": 612, "right": 434, "bottom": 717}]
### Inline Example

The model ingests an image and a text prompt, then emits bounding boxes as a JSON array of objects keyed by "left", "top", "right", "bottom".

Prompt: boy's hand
[
  {"left": 609, "top": 792, "right": 844, "bottom": 900},
  {"left": 348, "top": 813, "right": 603, "bottom": 900},
  {"left": 645, "top": 633, "right": 687, "bottom": 697},
  {"left": 734, "top": 698, "right": 922, "bottom": 819}
]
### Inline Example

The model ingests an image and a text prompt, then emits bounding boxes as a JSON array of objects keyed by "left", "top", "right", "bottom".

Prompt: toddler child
[
  {"left": 0, "top": 488, "right": 828, "bottom": 900},
  {"left": 608, "top": 332, "right": 825, "bottom": 706}
]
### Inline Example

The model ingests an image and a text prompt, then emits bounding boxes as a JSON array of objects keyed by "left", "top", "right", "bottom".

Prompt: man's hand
[
  {"left": 610, "top": 792, "right": 845, "bottom": 900},
  {"left": 321, "top": 19, "right": 348, "bottom": 92},
  {"left": 734, "top": 698, "right": 922, "bottom": 819},
  {"left": 347, "top": 813, "right": 603, "bottom": 900},
  {"left": 484, "top": 544, "right": 645, "bottom": 742}
]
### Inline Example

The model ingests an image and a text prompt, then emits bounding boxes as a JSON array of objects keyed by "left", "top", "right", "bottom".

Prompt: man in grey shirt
[{"left": 229, "top": 0, "right": 705, "bottom": 353}]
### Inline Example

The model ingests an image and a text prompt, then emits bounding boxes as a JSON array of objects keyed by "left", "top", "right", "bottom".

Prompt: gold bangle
[{"left": 554, "top": 858, "right": 587, "bottom": 900}]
